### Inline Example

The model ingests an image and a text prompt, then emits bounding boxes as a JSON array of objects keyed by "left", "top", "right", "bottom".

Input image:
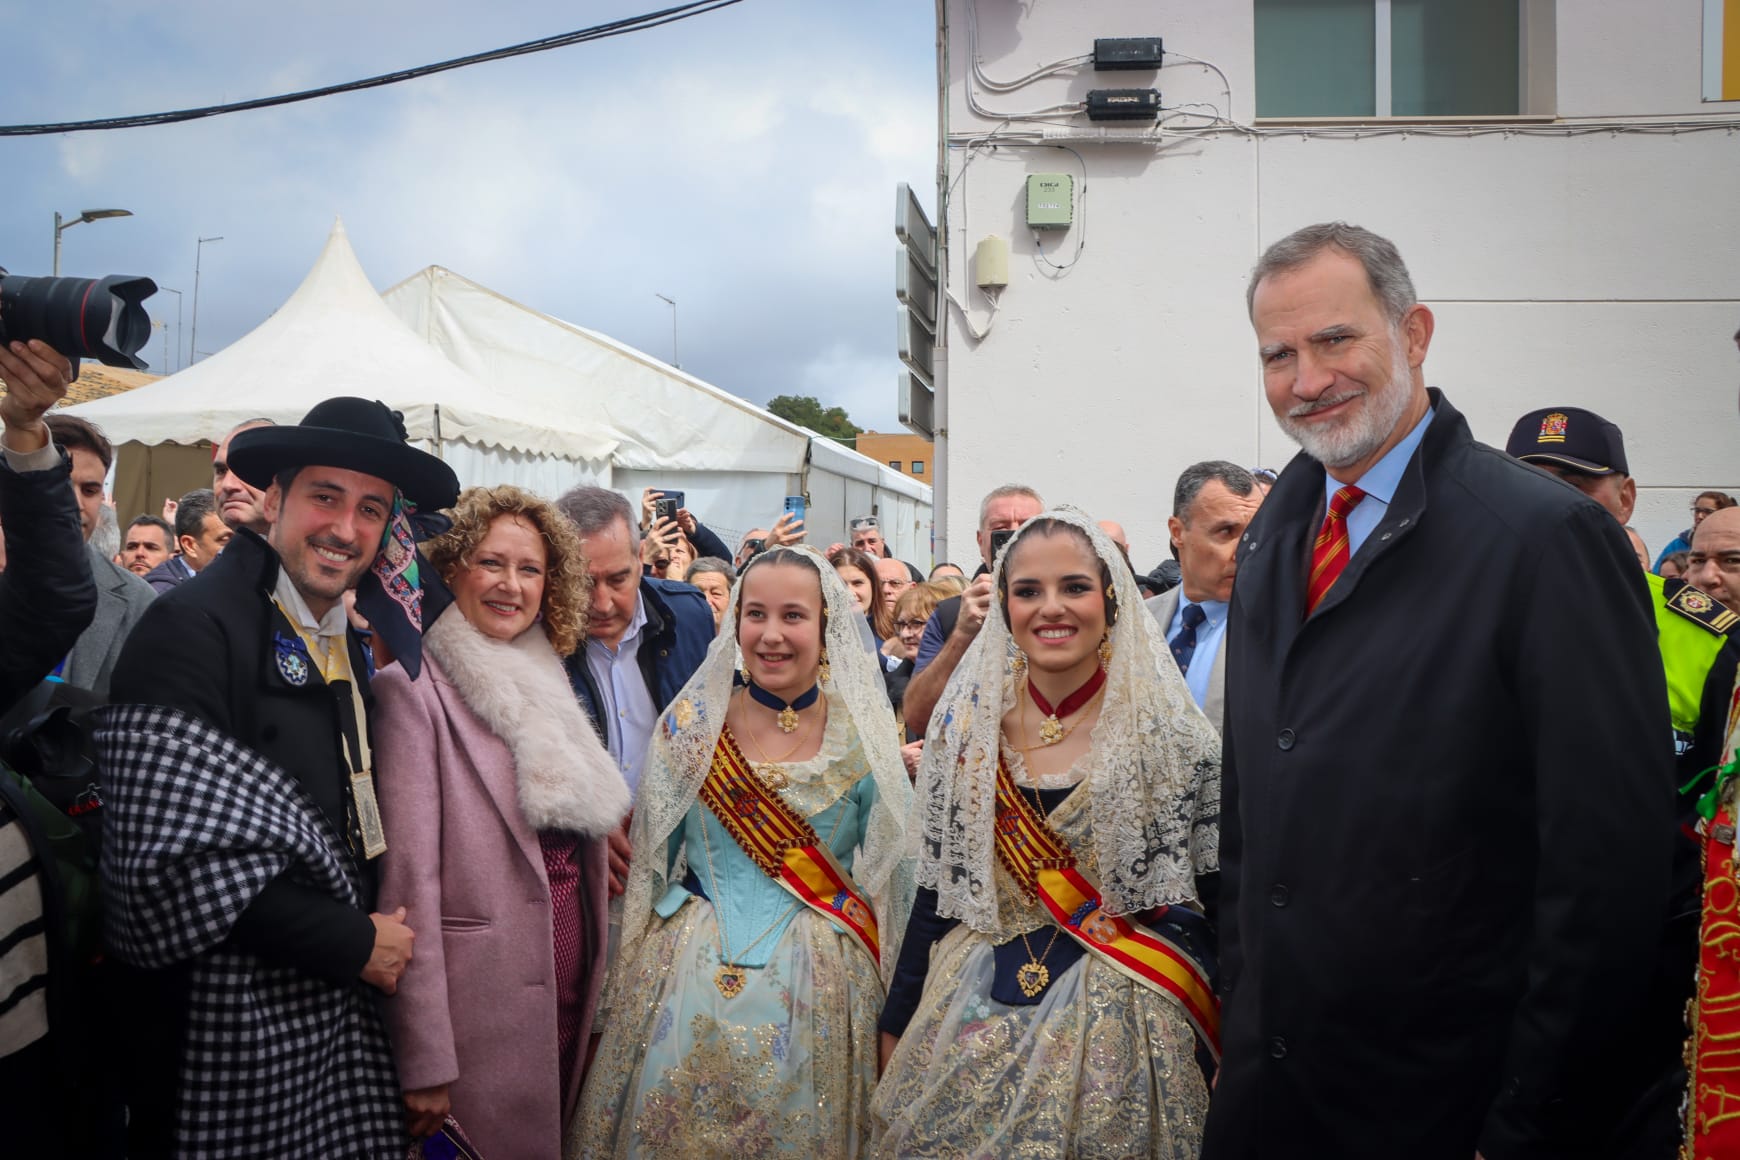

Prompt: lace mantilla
[
  {"left": 618, "top": 545, "right": 916, "bottom": 978},
  {"left": 912, "top": 506, "right": 1221, "bottom": 941}
]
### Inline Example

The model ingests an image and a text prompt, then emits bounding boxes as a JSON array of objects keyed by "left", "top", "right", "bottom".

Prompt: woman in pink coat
[{"left": 374, "top": 485, "right": 631, "bottom": 1156}]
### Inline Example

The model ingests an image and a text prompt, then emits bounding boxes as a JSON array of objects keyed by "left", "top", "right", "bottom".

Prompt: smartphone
[
  {"left": 990, "top": 528, "right": 1015, "bottom": 560},
  {"left": 783, "top": 495, "right": 806, "bottom": 525},
  {"left": 655, "top": 496, "right": 679, "bottom": 525}
]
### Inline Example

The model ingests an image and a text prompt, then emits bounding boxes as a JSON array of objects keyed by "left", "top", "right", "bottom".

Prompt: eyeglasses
[
  {"left": 894, "top": 619, "right": 927, "bottom": 632},
  {"left": 1694, "top": 506, "right": 1720, "bottom": 517}
]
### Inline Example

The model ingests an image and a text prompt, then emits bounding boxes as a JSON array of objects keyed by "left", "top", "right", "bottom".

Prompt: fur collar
[{"left": 422, "top": 609, "right": 630, "bottom": 838}]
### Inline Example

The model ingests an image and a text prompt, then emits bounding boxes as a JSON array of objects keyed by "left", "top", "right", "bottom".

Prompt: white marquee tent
[
  {"left": 382, "top": 264, "right": 932, "bottom": 560},
  {"left": 62, "top": 220, "right": 933, "bottom": 561}
]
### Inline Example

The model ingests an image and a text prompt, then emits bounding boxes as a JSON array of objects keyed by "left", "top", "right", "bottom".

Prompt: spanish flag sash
[
  {"left": 992, "top": 756, "right": 1220, "bottom": 1059},
  {"left": 696, "top": 726, "right": 879, "bottom": 966}
]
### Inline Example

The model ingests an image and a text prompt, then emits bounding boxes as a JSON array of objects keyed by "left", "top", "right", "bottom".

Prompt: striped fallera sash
[
  {"left": 1688, "top": 681, "right": 1740, "bottom": 1154},
  {"left": 696, "top": 726, "right": 879, "bottom": 965},
  {"left": 992, "top": 756, "right": 1220, "bottom": 1058}
]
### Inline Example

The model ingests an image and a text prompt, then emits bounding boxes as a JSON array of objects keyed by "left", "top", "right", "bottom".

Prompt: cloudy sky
[{"left": 1, "top": 0, "right": 936, "bottom": 430}]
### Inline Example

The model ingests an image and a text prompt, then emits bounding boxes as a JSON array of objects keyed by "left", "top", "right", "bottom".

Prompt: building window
[
  {"left": 889, "top": 460, "right": 902, "bottom": 470},
  {"left": 1255, "top": 0, "right": 1527, "bottom": 118},
  {"left": 912, "top": 460, "right": 926, "bottom": 475}
]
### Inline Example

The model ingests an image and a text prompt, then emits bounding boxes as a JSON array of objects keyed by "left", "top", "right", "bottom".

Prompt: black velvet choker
[{"left": 746, "top": 681, "right": 820, "bottom": 733}]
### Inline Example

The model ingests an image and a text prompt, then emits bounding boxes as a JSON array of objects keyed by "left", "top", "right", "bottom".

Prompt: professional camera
[{"left": 0, "top": 268, "right": 158, "bottom": 369}]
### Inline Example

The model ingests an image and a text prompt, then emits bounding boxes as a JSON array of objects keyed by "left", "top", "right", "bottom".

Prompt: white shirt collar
[{"left": 272, "top": 563, "right": 351, "bottom": 641}]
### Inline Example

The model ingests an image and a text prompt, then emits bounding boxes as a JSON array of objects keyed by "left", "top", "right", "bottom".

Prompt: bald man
[
  {"left": 211, "top": 418, "right": 274, "bottom": 533},
  {"left": 1688, "top": 507, "right": 1740, "bottom": 616},
  {"left": 1096, "top": 519, "right": 1128, "bottom": 556}
]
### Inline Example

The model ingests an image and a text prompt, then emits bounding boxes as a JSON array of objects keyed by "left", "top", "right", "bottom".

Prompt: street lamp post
[
  {"left": 52, "top": 208, "right": 133, "bottom": 276},
  {"left": 189, "top": 236, "right": 224, "bottom": 365},
  {"left": 156, "top": 287, "right": 184, "bottom": 373},
  {"left": 655, "top": 292, "right": 679, "bottom": 369}
]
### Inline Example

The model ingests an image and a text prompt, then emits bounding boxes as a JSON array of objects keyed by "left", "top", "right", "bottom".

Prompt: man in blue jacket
[{"left": 556, "top": 486, "right": 713, "bottom": 894}]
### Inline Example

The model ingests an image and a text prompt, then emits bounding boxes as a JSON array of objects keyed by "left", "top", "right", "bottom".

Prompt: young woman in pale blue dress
[{"left": 570, "top": 546, "right": 913, "bottom": 1160}]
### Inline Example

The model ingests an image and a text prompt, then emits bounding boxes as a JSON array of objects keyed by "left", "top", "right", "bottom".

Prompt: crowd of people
[{"left": 2, "top": 220, "right": 1738, "bottom": 1159}]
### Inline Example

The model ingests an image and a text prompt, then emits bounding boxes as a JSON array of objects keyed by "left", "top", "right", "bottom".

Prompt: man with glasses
[
  {"left": 1655, "top": 491, "right": 1737, "bottom": 573},
  {"left": 849, "top": 514, "right": 890, "bottom": 558}
]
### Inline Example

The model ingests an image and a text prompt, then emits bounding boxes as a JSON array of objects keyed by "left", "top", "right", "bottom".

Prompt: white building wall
[{"left": 936, "top": 0, "right": 1740, "bottom": 570}]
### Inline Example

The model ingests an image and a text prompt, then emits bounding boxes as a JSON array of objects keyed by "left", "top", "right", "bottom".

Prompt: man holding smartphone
[
  {"left": 640, "top": 489, "right": 734, "bottom": 566},
  {"left": 900, "top": 484, "right": 1043, "bottom": 737}
]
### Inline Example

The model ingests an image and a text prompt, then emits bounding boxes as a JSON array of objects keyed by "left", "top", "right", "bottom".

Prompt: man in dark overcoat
[
  {"left": 1201, "top": 223, "right": 1673, "bottom": 1160},
  {"left": 99, "top": 398, "right": 459, "bottom": 1159}
]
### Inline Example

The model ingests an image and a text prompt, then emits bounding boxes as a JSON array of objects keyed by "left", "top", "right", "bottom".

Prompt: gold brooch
[
  {"left": 715, "top": 965, "right": 746, "bottom": 999},
  {"left": 1016, "top": 961, "right": 1050, "bottom": 997}
]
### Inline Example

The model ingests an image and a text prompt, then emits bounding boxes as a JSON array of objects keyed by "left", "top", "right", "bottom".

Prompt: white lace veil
[
  {"left": 912, "top": 506, "right": 1221, "bottom": 939},
  {"left": 619, "top": 544, "right": 916, "bottom": 976}
]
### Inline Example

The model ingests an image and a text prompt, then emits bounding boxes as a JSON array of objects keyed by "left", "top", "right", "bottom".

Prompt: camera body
[{"left": 0, "top": 268, "right": 158, "bottom": 369}]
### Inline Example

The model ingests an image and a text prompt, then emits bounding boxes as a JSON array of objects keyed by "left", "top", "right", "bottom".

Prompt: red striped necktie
[{"left": 1305, "top": 485, "right": 1367, "bottom": 616}]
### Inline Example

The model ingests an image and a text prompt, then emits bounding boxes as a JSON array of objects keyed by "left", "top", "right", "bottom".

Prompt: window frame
[{"left": 1252, "top": 0, "right": 1556, "bottom": 123}]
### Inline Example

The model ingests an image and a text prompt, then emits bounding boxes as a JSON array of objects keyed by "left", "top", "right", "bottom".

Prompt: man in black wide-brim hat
[{"left": 95, "top": 397, "right": 459, "bottom": 1159}]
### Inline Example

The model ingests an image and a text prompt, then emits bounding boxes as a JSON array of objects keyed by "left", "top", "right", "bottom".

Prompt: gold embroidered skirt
[
  {"left": 570, "top": 899, "right": 883, "bottom": 1160},
  {"left": 869, "top": 924, "right": 1209, "bottom": 1159}
]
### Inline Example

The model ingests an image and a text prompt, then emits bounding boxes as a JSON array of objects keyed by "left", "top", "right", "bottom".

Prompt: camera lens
[{"left": 0, "top": 273, "right": 159, "bottom": 369}]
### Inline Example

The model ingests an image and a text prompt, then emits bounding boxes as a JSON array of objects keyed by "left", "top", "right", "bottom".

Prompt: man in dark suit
[
  {"left": 101, "top": 397, "right": 459, "bottom": 1158},
  {"left": 1203, "top": 223, "right": 1672, "bottom": 1160},
  {"left": 1146, "top": 461, "right": 1262, "bottom": 736},
  {"left": 556, "top": 486, "right": 714, "bottom": 896},
  {"left": 41, "top": 414, "right": 153, "bottom": 697}
]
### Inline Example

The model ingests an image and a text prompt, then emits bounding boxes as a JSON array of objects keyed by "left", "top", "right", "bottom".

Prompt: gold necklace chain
[
  {"left": 740, "top": 690, "right": 818, "bottom": 762},
  {"left": 737, "top": 691, "right": 819, "bottom": 792},
  {"left": 1005, "top": 717, "right": 1069, "bottom": 998},
  {"left": 698, "top": 776, "right": 850, "bottom": 999}
]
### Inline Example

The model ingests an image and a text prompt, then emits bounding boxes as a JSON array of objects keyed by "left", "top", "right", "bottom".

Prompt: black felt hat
[{"left": 227, "top": 397, "right": 459, "bottom": 511}]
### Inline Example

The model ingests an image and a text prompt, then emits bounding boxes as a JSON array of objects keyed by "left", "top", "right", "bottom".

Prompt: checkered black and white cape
[{"left": 96, "top": 704, "right": 406, "bottom": 1159}]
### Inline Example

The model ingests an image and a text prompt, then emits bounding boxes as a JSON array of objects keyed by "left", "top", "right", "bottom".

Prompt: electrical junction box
[
  {"left": 1026, "top": 174, "right": 1074, "bottom": 230},
  {"left": 1094, "top": 37, "right": 1164, "bottom": 70},
  {"left": 1087, "top": 88, "right": 1161, "bottom": 121},
  {"left": 974, "top": 235, "right": 1009, "bottom": 287}
]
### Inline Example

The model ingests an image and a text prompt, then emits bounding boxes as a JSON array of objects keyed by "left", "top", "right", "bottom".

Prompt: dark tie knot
[{"left": 1181, "top": 603, "right": 1208, "bottom": 629}]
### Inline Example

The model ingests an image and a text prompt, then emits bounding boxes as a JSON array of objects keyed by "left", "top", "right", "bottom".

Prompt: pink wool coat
[{"left": 374, "top": 610, "right": 631, "bottom": 1159}]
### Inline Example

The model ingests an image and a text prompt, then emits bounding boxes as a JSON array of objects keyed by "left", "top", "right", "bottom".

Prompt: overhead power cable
[{"left": 0, "top": 0, "right": 743, "bottom": 137}]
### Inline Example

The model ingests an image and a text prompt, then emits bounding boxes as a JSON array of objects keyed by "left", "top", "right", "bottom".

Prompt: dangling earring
[
  {"left": 741, "top": 662, "right": 752, "bottom": 686},
  {"left": 818, "top": 646, "right": 832, "bottom": 687},
  {"left": 1098, "top": 636, "right": 1113, "bottom": 672},
  {"left": 1010, "top": 648, "right": 1028, "bottom": 678}
]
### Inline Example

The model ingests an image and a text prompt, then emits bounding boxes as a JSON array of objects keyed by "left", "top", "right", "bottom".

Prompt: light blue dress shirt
[
  {"left": 585, "top": 593, "right": 657, "bottom": 793},
  {"left": 1322, "top": 405, "right": 1435, "bottom": 558},
  {"left": 1166, "top": 596, "right": 1229, "bottom": 712}
]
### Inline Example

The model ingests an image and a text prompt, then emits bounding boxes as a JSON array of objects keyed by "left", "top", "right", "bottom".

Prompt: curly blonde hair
[{"left": 424, "top": 485, "right": 591, "bottom": 657}]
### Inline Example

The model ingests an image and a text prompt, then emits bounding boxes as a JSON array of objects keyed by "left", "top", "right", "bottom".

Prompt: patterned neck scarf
[{"left": 352, "top": 490, "right": 452, "bottom": 679}]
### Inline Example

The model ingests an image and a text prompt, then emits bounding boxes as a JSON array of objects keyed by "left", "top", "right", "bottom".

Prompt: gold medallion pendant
[
  {"left": 757, "top": 764, "right": 790, "bottom": 791},
  {"left": 1037, "top": 715, "right": 1064, "bottom": 746},
  {"left": 777, "top": 706, "right": 800, "bottom": 733},
  {"left": 715, "top": 965, "right": 746, "bottom": 999},
  {"left": 1016, "top": 961, "right": 1050, "bottom": 998}
]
